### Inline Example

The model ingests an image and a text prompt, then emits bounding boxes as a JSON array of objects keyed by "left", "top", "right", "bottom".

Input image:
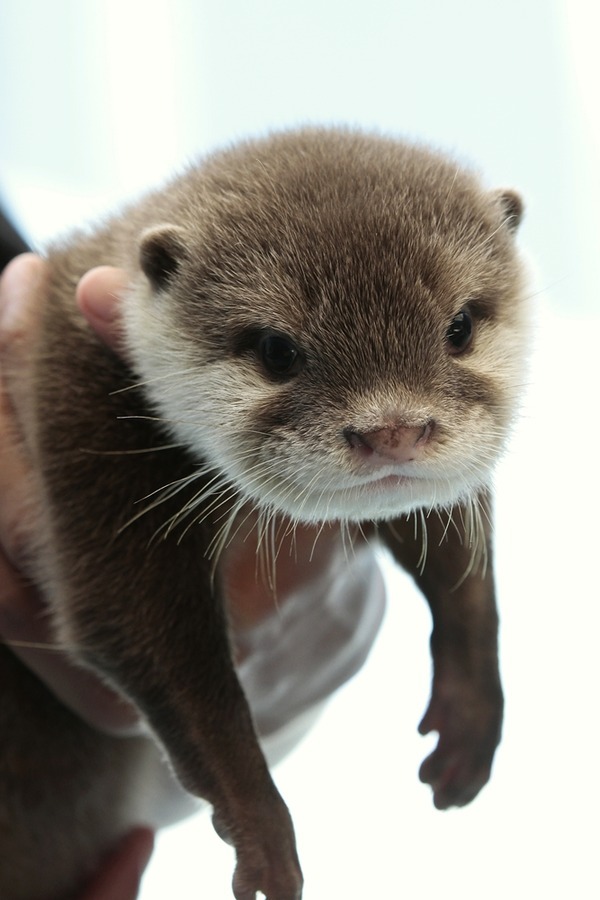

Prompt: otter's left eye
[
  {"left": 446, "top": 308, "right": 473, "bottom": 355},
  {"left": 259, "top": 332, "right": 303, "bottom": 378}
]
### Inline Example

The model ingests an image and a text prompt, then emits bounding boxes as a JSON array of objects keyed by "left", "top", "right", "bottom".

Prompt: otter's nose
[{"left": 343, "top": 421, "right": 434, "bottom": 465}]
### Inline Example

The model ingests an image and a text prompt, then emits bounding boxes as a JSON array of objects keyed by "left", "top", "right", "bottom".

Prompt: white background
[{"left": 1, "top": 1, "right": 598, "bottom": 897}]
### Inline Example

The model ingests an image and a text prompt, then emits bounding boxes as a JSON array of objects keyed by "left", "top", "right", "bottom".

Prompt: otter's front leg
[
  {"left": 380, "top": 492, "right": 503, "bottom": 809},
  {"left": 54, "top": 497, "right": 302, "bottom": 900}
]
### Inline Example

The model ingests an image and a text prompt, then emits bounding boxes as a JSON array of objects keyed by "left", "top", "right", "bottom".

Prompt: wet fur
[{"left": 0, "top": 128, "right": 529, "bottom": 899}]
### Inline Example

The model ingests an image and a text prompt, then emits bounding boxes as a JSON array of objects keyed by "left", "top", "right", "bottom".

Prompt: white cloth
[{"left": 236, "top": 544, "right": 387, "bottom": 764}]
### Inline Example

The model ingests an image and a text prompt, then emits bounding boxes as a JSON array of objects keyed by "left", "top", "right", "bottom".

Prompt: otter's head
[{"left": 126, "top": 129, "right": 529, "bottom": 524}]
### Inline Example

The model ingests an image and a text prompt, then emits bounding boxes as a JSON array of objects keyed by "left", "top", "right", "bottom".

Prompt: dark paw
[
  {"left": 233, "top": 852, "right": 303, "bottom": 900},
  {"left": 232, "top": 844, "right": 303, "bottom": 900},
  {"left": 213, "top": 796, "right": 303, "bottom": 900},
  {"left": 418, "top": 681, "right": 503, "bottom": 810}
]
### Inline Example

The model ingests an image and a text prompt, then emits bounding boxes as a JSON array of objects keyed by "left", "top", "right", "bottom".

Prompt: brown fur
[{"left": 0, "top": 128, "right": 529, "bottom": 899}]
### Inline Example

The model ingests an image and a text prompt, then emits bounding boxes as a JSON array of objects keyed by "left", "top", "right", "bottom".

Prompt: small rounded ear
[
  {"left": 139, "top": 225, "right": 188, "bottom": 291},
  {"left": 494, "top": 189, "right": 524, "bottom": 233}
]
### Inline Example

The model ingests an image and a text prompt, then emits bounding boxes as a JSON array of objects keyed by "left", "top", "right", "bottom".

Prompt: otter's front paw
[
  {"left": 232, "top": 850, "right": 303, "bottom": 900},
  {"left": 418, "top": 674, "right": 503, "bottom": 810},
  {"left": 213, "top": 797, "right": 303, "bottom": 900},
  {"left": 231, "top": 837, "right": 303, "bottom": 900}
]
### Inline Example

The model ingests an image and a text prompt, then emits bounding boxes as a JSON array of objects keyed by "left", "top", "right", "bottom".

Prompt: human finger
[
  {"left": 77, "top": 266, "right": 129, "bottom": 354},
  {"left": 0, "top": 253, "right": 46, "bottom": 425},
  {"left": 79, "top": 829, "right": 155, "bottom": 900},
  {"left": 0, "top": 255, "right": 47, "bottom": 570}
]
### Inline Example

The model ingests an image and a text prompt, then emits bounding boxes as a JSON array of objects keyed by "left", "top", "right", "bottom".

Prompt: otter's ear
[
  {"left": 494, "top": 189, "right": 524, "bottom": 233},
  {"left": 139, "top": 225, "right": 189, "bottom": 291}
]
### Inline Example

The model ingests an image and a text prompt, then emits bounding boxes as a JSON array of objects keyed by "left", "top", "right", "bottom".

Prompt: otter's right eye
[
  {"left": 259, "top": 332, "right": 303, "bottom": 378},
  {"left": 446, "top": 308, "right": 473, "bottom": 355}
]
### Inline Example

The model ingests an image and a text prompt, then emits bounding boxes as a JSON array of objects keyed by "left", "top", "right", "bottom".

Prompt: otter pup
[{"left": 0, "top": 128, "right": 529, "bottom": 899}]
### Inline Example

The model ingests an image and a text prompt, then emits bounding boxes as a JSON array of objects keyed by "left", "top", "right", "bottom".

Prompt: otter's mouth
[{"left": 362, "top": 474, "right": 413, "bottom": 489}]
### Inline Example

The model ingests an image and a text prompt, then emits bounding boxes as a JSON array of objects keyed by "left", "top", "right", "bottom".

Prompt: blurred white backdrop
[{"left": 1, "top": 1, "right": 598, "bottom": 897}]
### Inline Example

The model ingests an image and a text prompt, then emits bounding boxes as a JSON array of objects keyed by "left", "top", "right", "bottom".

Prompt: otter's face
[{"left": 125, "top": 133, "right": 530, "bottom": 524}]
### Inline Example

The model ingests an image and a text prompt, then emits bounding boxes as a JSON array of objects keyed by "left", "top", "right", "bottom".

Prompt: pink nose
[{"left": 343, "top": 421, "right": 433, "bottom": 464}]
